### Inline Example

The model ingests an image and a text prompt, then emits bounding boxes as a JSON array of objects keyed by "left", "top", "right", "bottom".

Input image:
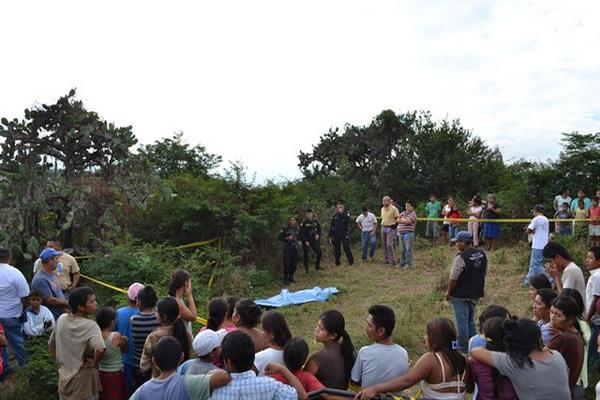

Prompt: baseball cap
[
  {"left": 451, "top": 231, "right": 473, "bottom": 243},
  {"left": 192, "top": 329, "right": 221, "bottom": 357},
  {"left": 40, "top": 248, "right": 62, "bottom": 263},
  {"left": 531, "top": 204, "right": 545, "bottom": 213},
  {"left": 127, "top": 282, "right": 145, "bottom": 301}
]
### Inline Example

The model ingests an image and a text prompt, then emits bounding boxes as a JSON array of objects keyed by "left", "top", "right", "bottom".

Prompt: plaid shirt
[{"left": 210, "top": 370, "right": 298, "bottom": 400}]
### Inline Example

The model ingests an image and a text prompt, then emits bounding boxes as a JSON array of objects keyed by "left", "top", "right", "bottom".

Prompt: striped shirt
[
  {"left": 397, "top": 211, "right": 417, "bottom": 233},
  {"left": 131, "top": 311, "right": 160, "bottom": 367}
]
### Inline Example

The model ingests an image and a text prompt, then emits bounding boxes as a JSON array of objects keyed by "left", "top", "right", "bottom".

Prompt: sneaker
[{"left": 402, "top": 264, "right": 411, "bottom": 269}]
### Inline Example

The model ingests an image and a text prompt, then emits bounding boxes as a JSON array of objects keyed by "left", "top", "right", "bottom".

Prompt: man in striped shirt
[
  {"left": 130, "top": 286, "right": 160, "bottom": 390},
  {"left": 397, "top": 200, "right": 417, "bottom": 269}
]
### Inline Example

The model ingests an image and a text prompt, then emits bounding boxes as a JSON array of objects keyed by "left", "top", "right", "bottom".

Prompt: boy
[
  {"left": 544, "top": 241, "right": 585, "bottom": 300},
  {"left": 130, "top": 336, "right": 230, "bottom": 400},
  {"left": 425, "top": 194, "right": 441, "bottom": 245},
  {"left": 555, "top": 202, "right": 574, "bottom": 236},
  {"left": 115, "top": 282, "right": 143, "bottom": 394},
  {"left": 210, "top": 330, "right": 306, "bottom": 400},
  {"left": 351, "top": 305, "right": 409, "bottom": 389},
  {"left": 23, "top": 289, "right": 55, "bottom": 337},
  {"left": 177, "top": 329, "right": 220, "bottom": 376},
  {"left": 585, "top": 247, "right": 600, "bottom": 369}
]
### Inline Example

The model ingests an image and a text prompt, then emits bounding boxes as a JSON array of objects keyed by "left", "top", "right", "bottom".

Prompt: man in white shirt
[
  {"left": 544, "top": 241, "right": 586, "bottom": 300},
  {"left": 525, "top": 205, "right": 550, "bottom": 286},
  {"left": 356, "top": 207, "right": 378, "bottom": 262},
  {"left": 0, "top": 248, "right": 30, "bottom": 370}
]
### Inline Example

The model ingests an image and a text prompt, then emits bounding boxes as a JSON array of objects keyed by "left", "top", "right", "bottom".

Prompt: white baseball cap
[{"left": 192, "top": 329, "right": 221, "bottom": 357}]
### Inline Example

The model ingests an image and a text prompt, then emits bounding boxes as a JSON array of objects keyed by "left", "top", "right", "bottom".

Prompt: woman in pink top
[{"left": 469, "top": 317, "right": 518, "bottom": 400}]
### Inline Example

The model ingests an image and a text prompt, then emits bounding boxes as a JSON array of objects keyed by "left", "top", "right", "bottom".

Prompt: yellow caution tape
[
  {"left": 375, "top": 216, "right": 598, "bottom": 223},
  {"left": 79, "top": 273, "right": 129, "bottom": 295}
]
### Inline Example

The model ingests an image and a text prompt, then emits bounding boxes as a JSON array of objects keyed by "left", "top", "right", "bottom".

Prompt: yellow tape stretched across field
[{"left": 414, "top": 217, "right": 595, "bottom": 223}]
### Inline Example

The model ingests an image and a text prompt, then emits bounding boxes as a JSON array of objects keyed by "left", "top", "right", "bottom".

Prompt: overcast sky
[{"left": 1, "top": 1, "right": 599, "bottom": 181}]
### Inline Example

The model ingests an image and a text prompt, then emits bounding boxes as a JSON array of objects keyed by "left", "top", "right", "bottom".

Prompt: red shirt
[
  {"left": 447, "top": 210, "right": 461, "bottom": 224},
  {"left": 272, "top": 370, "right": 325, "bottom": 392},
  {"left": 590, "top": 205, "right": 600, "bottom": 225}
]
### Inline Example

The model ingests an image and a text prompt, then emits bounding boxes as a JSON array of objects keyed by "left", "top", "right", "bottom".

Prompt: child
[
  {"left": 304, "top": 310, "right": 355, "bottom": 390},
  {"left": 254, "top": 311, "right": 292, "bottom": 375},
  {"left": 555, "top": 202, "right": 574, "bottom": 236},
  {"left": 130, "top": 336, "right": 230, "bottom": 400},
  {"left": 210, "top": 331, "right": 306, "bottom": 400},
  {"left": 22, "top": 289, "right": 55, "bottom": 337},
  {"left": 131, "top": 286, "right": 160, "bottom": 389},
  {"left": 468, "top": 305, "right": 511, "bottom": 352},
  {"left": 590, "top": 197, "right": 600, "bottom": 247},
  {"left": 114, "top": 282, "right": 143, "bottom": 395},
  {"left": 231, "top": 298, "right": 265, "bottom": 352},
  {"left": 97, "top": 307, "right": 129, "bottom": 400},
  {"left": 351, "top": 305, "right": 409, "bottom": 389},
  {"left": 271, "top": 337, "right": 324, "bottom": 392},
  {"left": 574, "top": 200, "right": 589, "bottom": 238},
  {"left": 528, "top": 273, "right": 552, "bottom": 302},
  {"left": 0, "top": 323, "right": 6, "bottom": 377},
  {"left": 585, "top": 246, "right": 600, "bottom": 369},
  {"left": 222, "top": 296, "right": 238, "bottom": 332},
  {"left": 177, "top": 330, "right": 220, "bottom": 376}
]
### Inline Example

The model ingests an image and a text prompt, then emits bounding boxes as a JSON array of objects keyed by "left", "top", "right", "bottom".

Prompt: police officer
[
  {"left": 328, "top": 202, "right": 354, "bottom": 266},
  {"left": 278, "top": 217, "right": 301, "bottom": 285},
  {"left": 299, "top": 208, "right": 323, "bottom": 272}
]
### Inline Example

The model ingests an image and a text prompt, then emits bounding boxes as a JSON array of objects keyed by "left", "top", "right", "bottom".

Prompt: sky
[{"left": 1, "top": 1, "right": 599, "bottom": 182}]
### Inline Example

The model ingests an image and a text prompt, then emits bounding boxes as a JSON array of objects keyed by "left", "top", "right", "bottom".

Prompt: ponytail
[
  {"left": 339, "top": 330, "right": 355, "bottom": 380},
  {"left": 172, "top": 318, "right": 191, "bottom": 361}
]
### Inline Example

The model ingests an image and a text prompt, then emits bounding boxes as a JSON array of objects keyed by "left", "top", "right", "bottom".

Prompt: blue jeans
[
  {"left": 448, "top": 224, "right": 459, "bottom": 241},
  {"left": 399, "top": 232, "right": 414, "bottom": 266},
  {"left": 450, "top": 297, "right": 477, "bottom": 353},
  {"left": 589, "top": 324, "right": 600, "bottom": 370},
  {"left": 0, "top": 317, "right": 26, "bottom": 371},
  {"left": 525, "top": 248, "right": 546, "bottom": 286},
  {"left": 360, "top": 231, "right": 377, "bottom": 260}
]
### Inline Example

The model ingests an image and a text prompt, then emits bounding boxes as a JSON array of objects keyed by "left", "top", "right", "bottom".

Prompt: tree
[
  {"left": 555, "top": 132, "right": 600, "bottom": 193},
  {"left": 138, "top": 132, "right": 222, "bottom": 178}
]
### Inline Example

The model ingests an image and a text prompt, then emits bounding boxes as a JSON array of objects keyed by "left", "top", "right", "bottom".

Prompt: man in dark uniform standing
[
  {"left": 329, "top": 202, "right": 354, "bottom": 267},
  {"left": 278, "top": 217, "right": 301, "bottom": 285},
  {"left": 299, "top": 208, "right": 323, "bottom": 272}
]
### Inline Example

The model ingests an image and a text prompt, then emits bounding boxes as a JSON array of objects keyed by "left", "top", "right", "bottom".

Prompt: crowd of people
[{"left": 1, "top": 189, "right": 600, "bottom": 400}]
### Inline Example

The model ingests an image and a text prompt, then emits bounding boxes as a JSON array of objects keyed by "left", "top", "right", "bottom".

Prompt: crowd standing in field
[{"left": 1, "top": 189, "right": 600, "bottom": 399}]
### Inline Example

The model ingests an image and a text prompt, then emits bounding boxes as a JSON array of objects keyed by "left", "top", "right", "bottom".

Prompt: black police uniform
[
  {"left": 278, "top": 225, "right": 300, "bottom": 284},
  {"left": 329, "top": 211, "right": 354, "bottom": 266},
  {"left": 299, "top": 217, "right": 323, "bottom": 272}
]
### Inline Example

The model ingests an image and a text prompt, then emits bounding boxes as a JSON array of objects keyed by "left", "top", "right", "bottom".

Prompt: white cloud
[{"left": 0, "top": 0, "right": 598, "bottom": 180}]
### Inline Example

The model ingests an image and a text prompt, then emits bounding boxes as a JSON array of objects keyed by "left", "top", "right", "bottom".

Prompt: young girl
[
  {"left": 356, "top": 317, "right": 467, "bottom": 400},
  {"left": 532, "top": 288, "right": 557, "bottom": 344},
  {"left": 254, "top": 311, "right": 292, "bottom": 375},
  {"left": 469, "top": 317, "right": 518, "bottom": 400},
  {"left": 201, "top": 297, "right": 229, "bottom": 333},
  {"left": 271, "top": 337, "right": 325, "bottom": 393},
  {"left": 574, "top": 200, "right": 589, "bottom": 239},
  {"left": 468, "top": 196, "right": 483, "bottom": 247},
  {"left": 223, "top": 295, "right": 238, "bottom": 332},
  {"left": 548, "top": 295, "right": 585, "bottom": 399},
  {"left": 139, "top": 297, "right": 192, "bottom": 378},
  {"left": 97, "top": 307, "right": 128, "bottom": 400},
  {"left": 232, "top": 298, "right": 265, "bottom": 352},
  {"left": 304, "top": 310, "right": 355, "bottom": 390},
  {"left": 168, "top": 269, "right": 197, "bottom": 334},
  {"left": 470, "top": 319, "right": 570, "bottom": 400}
]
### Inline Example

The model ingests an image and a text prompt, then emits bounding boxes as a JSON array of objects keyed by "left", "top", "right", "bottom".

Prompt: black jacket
[
  {"left": 329, "top": 212, "right": 351, "bottom": 237},
  {"left": 278, "top": 226, "right": 300, "bottom": 249},
  {"left": 299, "top": 218, "right": 321, "bottom": 242}
]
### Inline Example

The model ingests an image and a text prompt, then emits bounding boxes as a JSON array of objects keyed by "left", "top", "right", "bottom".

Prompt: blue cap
[
  {"left": 451, "top": 231, "right": 473, "bottom": 243},
  {"left": 40, "top": 248, "right": 62, "bottom": 262}
]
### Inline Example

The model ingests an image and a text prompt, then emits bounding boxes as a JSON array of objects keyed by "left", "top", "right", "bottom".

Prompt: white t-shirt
[
  {"left": 587, "top": 269, "right": 600, "bottom": 326},
  {"left": 254, "top": 347, "right": 284, "bottom": 376},
  {"left": 469, "top": 206, "right": 483, "bottom": 220},
  {"left": 563, "top": 262, "right": 586, "bottom": 301},
  {"left": 554, "top": 195, "right": 572, "bottom": 210},
  {"left": 0, "top": 263, "right": 30, "bottom": 318},
  {"left": 351, "top": 343, "right": 409, "bottom": 388},
  {"left": 356, "top": 213, "right": 378, "bottom": 232},
  {"left": 527, "top": 215, "right": 550, "bottom": 250}
]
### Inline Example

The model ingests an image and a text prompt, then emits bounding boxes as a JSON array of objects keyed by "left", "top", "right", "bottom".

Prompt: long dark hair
[
  {"left": 157, "top": 297, "right": 190, "bottom": 360},
  {"left": 502, "top": 319, "right": 542, "bottom": 369},
  {"left": 426, "top": 318, "right": 466, "bottom": 377},
  {"left": 483, "top": 317, "right": 508, "bottom": 399},
  {"left": 168, "top": 269, "right": 190, "bottom": 296},
  {"left": 551, "top": 294, "right": 584, "bottom": 339},
  {"left": 261, "top": 311, "right": 292, "bottom": 348},
  {"left": 206, "top": 297, "right": 229, "bottom": 331},
  {"left": 235, "top": 299, "right": 262, "bottom": 328},
  {"left": 319, "top": 310, "right": 355, "bottom": 381},
  {"left": 225, "top": 295, "right": 238, "bottom": 321}
]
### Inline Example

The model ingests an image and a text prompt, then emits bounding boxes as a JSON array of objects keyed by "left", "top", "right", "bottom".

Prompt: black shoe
[
  {"left": 289, "top": 277, "right": 296, "bottom": 283},
  {"left": 315, "top": 265, "right": 322, "bottom": 270},
  {"left": 305, "top": 266, "right": 309, "bottom": 273},
  {"left": 335, "top": 262, "right": 341, "bottom": 266},
  {"left": 283, "top": 278, "right": 289, "bottom": 285}
]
